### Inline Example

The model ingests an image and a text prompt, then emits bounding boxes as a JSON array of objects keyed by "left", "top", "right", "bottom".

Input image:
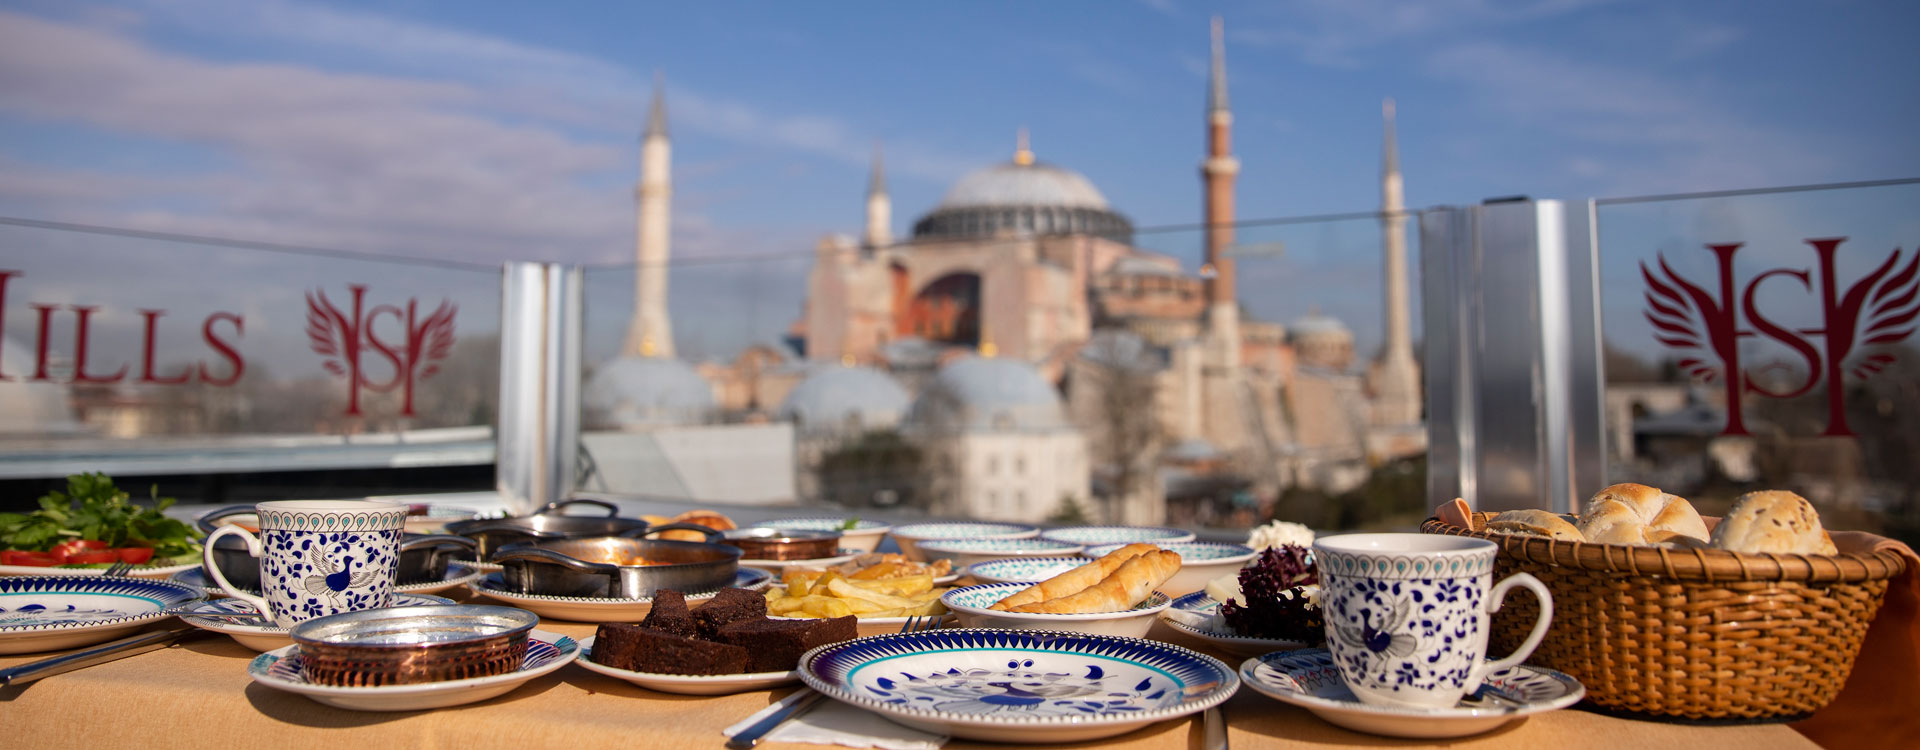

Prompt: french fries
[{"left": 765, "top": 570, "right": 949, "bottom": 619}]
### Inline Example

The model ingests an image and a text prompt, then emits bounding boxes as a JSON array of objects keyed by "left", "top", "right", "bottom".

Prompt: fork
[
  {"left": 898, "top": 615, "right": 946, "bottom": 634},
  {"left": 101, "top": 561, "right": 134, "bottom": 577}
]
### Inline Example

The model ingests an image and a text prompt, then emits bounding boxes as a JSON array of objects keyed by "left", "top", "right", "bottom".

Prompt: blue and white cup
[
  {"left": 1313, "top": 533, "right": 1552, "bottom": 710},
  {"left": 200, "top": 500, "right": 408, "bottom": 628}
]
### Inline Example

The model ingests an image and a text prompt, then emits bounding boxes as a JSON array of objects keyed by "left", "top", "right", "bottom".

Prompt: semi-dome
[
  {"left": 779, "top": 366, "right": 910, "bottom": 434},
  {"left": 908, "top": 356, "right": 1069, "bottom": 432},
  {"left": 1289, "top": 313, "right": 1352, "bottom": 340},
  {"left": 911, "top": 137, "right": 1133, "bottom": 243},
  {"left": 582, "top": 355, "right": 715, "bottom": 429}
]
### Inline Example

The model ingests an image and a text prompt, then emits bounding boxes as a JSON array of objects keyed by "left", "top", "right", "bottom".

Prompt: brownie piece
[
  {"left": 591, "top": 623, "right": 650, "bottom": 669},
  {"left": 594, "top": 625, "right": 750, "bottom": 675},
  {"left": 640, "top": 589, "right": 699, "bottom": 639},
  {"left": 692, "top": 587, "right": 768, "bottom": 639},
  {"left": 719, "top": 615, "right": 858, "bottom": 673}
]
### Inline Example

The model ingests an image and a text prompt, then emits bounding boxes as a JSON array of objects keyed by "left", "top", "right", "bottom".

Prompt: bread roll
[
  {"left": 1576, "top": 483, "right": 1709, "bottom": 546},
  {"left": 1710, "top": 491, "right": 1838, "bottom": 555},
  {"left": 989, "top": 543, "right": 1156, "bottom": 611},
  {"left": 656, "top": 510, "right": 736, "bottom": 542},
  {"left": 1485, "top": 510, "right": 1585, "bottom": 541},
  {"left": 1009, "top": 550, "right": 1182, "bottom": 614}
]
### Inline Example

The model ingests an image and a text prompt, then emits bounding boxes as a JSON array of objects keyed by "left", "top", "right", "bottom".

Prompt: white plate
[
  {"left": 248, "top": 630, "right": 578, "bottom": 711},
  {"left": 466, "top": 568, "right": 773, "bottom": 622},
  {"left": 177, "top": 593, "right": 455, "bottom": 652},
  {"left": 941, "top": 582, "right": 1169, "bottom": 639},
  {"left": 802, "top": 629, "right": 1240, "bottom": 743},
  {"left": 888, "top": 522, "right": 1039, "bottom": 562},
  {"left": 739, "top": 550, "right": 862, "bottom": 572},
  {"left": 1039, "top": 525, "right": 1197, "bottom": 546},
  {"left": 0, "top": 576, "right": 204, "bottom": 654},
  {"left": 917, "top": 538, "right": 1086, "bottom": 569},
  {"left": 1159, "top": 591, "right": 1310, "bottom": 658},
  {"left": 1239, "top": 648, "right": 1586, "bottom": 739},
  {"left": 0, "top": 560, "right": 200, "bottom": 580},
  {"left": 170, "top": 564, "right": 485, "bottom": 598},
  {"left": 572, "top": 636, "right": 800, "bottom": 695}
]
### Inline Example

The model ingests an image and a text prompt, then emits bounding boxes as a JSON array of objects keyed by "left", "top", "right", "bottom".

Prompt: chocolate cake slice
[
  {"left": 692, "top": 587, "right": 768, "bottom": 639},
  {"left": 640, "top": 589, "right": 699, "bottom": 639},
  {"left": 718, "top": 615, "right": 858, "bottom": 673},
  {"left": 592, "top": 624, "right": 750, "bottom": 675}
]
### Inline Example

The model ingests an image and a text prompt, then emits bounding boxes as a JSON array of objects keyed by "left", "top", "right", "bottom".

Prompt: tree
[
  {"left": 1047, "top": 495, "right": 1092, "bottom": 524},
  {"left": 1078, "top": 332, "right": 1162, "bottom": 524},
  {"left": 815, "top": 430, "right": 925, "bottom": 510}
]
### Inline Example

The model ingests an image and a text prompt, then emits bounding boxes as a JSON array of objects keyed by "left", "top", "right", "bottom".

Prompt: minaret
[
  {"left": 1370, "top": 97, "right": 1421, "bottom": 426},
  {"left": 864, "top": 141, "right": 892, "bottom": 249},
  {"left": 1201, "top": 15, "right": 1241, "bottom": 366},
  {"left": 624, "top": 74, "right": 675, "bottom": 358}
]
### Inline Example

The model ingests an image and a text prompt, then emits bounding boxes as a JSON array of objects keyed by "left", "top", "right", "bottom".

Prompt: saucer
[
  {"left": 466, "top": 569, "right": 773, "bottom": 622},
  {"left": 171, "top": 564, "right": 484, "bottom": 598},
  {"left": 1159, "top": 591, "right": 1310, "bottom": 658},
  {"left": 248, "top": 630, "right": 577, "bottom": 711},
  {"left": 573, "top": 636, "right": 800, "bottom": 695},
  {"left": 0, "top": 576, "right": 204, "bottom": 654},
  {"left": 177, "top": 593, "right": 455, "bottom": 652},
  {"left": 1238, "top": 648, "right": 1586, "bottom": 739}
]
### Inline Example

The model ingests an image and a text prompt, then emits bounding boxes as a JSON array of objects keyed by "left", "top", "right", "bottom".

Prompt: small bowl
[
  {"left": 758, "top": 518, "right": 893, "bottom": 554},
  {"left": 1083, "top": 542, "right": 1257, "bottom": 597},
  {"left": 722, "top": 528, "right": 842, "bottom": 561},
  {"left": 917, "top": 538, "right": 1086, "bottom": 569},
  {"left": 941, "top": 582, "right": 1171, "bottom": 638},
  {"left": 890, "top": 522, "right": 1040, "bottom": 562},
  {"left": 1039, "top": 525, "right": 1197, "bottom": 547}
]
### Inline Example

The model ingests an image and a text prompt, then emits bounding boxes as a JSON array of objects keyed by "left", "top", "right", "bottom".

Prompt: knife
[
  {"left": 0, "top": 624, "right": 207, "bottom": 687},
  {"left": 726, "top": 689, "right": 826, "bottom": 750}
]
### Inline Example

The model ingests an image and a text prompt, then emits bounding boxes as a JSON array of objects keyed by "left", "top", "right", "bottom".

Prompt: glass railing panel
[
  {"left": 578, "top": 214, "right": 1428, "bottom": 538},
  {"left": 0, "top": 220, "right": 502, "bottom": 485},
  {"left": 1594, "top": 181, "right": 1920, "bottom": 545}
]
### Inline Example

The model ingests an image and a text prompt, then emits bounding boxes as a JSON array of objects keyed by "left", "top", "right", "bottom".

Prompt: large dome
[
  {"left": 582, "top": 355, "right": 715, "bottom": 429},
  {"left": 908, "top": 356, "right": 1069, "bottom": 432},
  {"left": 779, "top": 366, "right": 910, "bottom": 434},
  {"left": 912, "top": 156, "right": 1133, "bottom": 243},
  {"left": 937, "top": 162, "right": 1111, "bottom": 212}
]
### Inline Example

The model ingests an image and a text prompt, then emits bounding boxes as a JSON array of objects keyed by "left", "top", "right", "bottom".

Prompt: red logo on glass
[
  {"left": 1643, "top": 238, "right": 1919, "bottom": 437},
  {"left": 306, "top": 285, "right": 456, "bottom": 417}
]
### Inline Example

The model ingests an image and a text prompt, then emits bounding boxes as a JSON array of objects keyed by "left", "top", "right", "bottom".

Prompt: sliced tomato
[
  {"left": 115, "top": 547, "right": 155, "bottom": 564},
  {"left": 50, "top": 539, "right": 111, "bottom": 564},
  {"left": 1, "top": 550, "right": 58, "bottom": 566},
  {"left": 66, "top": 550, "right": 122, "bottom": 565}
]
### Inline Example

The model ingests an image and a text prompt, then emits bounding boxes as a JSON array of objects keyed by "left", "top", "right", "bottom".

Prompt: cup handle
[
  {"left": 1469, "top": 572, "right": 1552, "bottom": 687},
  {"left": 201, "top": 526, "right": 273, "bottom": 620}
]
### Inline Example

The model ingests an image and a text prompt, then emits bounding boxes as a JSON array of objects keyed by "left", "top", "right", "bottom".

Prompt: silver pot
[
  {"left": 198, "top": 505, "right": 478, "bottom": 589},
  {"left": 491, "top": 524, "right": 739, "bottom": 599},
  {"left": 444, "top": 499, "right": 652, "bottom": 558}
]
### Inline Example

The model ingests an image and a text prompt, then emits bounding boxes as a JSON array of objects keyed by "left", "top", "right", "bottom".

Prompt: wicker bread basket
[{"left": 1421, "top": 512, "right": 1907, "bottom": 721}]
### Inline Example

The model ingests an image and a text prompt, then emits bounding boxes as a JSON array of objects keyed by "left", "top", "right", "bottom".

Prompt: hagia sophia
[{"left": 582, "top": 18, "right": 1426, "bottom": 525}]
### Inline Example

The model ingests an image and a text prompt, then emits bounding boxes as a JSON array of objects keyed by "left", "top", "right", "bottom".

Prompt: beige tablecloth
[{"left": 0, "top": 598, "right": 1815, "bottom": 750}]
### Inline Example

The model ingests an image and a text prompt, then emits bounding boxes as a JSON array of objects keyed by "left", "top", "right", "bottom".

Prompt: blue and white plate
[
  {"left": 176, "top": 592, "right": 455, "bottom": 652},
  {"left": 757, "top": 518, "right": 893, "bottom": 554},
  {"left": 466, "top": 568, "right": 772, "bottom": 622},
  {"left": 249, "top": 630, "right": 577, "bottom": 711},
  {"left": 918, "top": 538, "right": 1085, "bottom": 569},
  {"left": 1082, "top": 541, "right": 1255, "bottom": 597},
  {"left": 1160, "top": 591, "right": 1310, "bottom": 658},
  {"left": 1039, "top": 526, "right": 1196, "bottom": 546},
  {"left": 1239, "top": 648, "right": 1585, "bottom": 739},
  {"left": 964, "top": 556, "right": 1091, "bottom": 585},
  {"left": 0, "top": 575, "right": 204, "bottom": 654},
  {"left": 800, "top": 628, "right": 1239, "bottom": 743},
  {"left": 889, "top": 522, "right": 1039, "bottom": 562},
  {"left": 171, "top": 563, "right": 484, "bottom": 598},
  {"left": 942, "top": 582, "right": 1171, "bottom": 638}
]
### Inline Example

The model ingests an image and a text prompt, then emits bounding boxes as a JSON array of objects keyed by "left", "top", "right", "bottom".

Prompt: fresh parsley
[
  {"left": 0, "top": 473, "right": 203, "bottom": 562},
  {"left": 841, "top": 517, "right": 861, "bottom": 531}
]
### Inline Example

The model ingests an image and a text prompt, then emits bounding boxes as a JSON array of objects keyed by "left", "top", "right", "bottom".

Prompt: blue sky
[{"left": 2, "top": 0, "right": 1916, "bottom": 269}]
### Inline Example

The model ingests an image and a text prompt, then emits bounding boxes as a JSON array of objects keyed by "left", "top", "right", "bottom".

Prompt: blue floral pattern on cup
[{"left": 203, "top": 501, "right": 407, "bottom": 629}]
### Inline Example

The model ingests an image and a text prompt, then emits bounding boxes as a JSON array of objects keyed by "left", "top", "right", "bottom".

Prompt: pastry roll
[
  {"left": 1009, "top": 550, "right": 1182, "bottom": 614},
  {"left": 988, "top": 543, "right": 1156, "bottom": 611},
  {"left": 1486, "top": 509, "right": 1585, "bottom": 541},
  {"left": 1577, "top": 483, "right": 1709, "bottom": 546}
]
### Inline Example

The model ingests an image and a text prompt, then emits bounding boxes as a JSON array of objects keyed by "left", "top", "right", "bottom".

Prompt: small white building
[{"left": 907, "top": 356, "right": 1088, "bottom": 523}]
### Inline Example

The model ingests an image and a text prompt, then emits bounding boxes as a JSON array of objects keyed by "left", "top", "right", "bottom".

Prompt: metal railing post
[{"left": 496, "top": 262, "right": 582, "bottom": 516}]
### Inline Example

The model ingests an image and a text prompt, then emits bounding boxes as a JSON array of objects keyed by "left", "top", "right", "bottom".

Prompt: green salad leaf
[
  {"left": 0, "top": 473, "right": 202, "bottom": 561},
  {"left": 840, "top": 517, "right": 861, "bottom": 531}
]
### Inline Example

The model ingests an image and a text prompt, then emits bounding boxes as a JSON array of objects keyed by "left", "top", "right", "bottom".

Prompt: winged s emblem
[{"left": 1843, "top": 247, "right": 1919, "bottom": 381}]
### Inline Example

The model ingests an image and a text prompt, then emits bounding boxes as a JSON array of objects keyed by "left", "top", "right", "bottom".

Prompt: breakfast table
[{"left": 0, "top": 592, "right": 1817, "bottom": 750}]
